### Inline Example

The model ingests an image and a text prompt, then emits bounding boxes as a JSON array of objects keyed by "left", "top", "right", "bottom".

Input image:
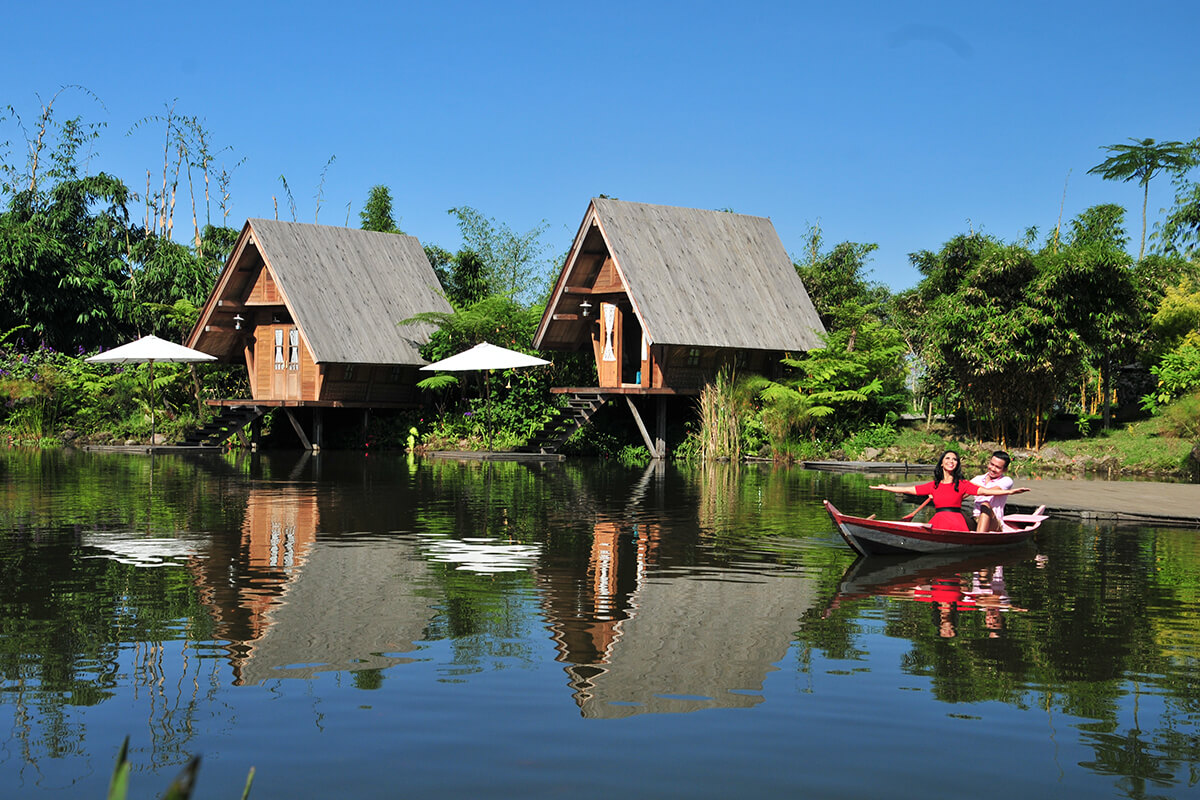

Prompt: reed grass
[{"left": 695, "top": 368, "right": 744, "bottom": 462}]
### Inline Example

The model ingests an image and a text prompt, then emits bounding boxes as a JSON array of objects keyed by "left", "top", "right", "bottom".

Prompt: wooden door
[
  {"left": 598, "top": 302, "right": 621, "bottom": 386},
  {"left": 271, "top": 326, "right": 301, "bottom": 400}
]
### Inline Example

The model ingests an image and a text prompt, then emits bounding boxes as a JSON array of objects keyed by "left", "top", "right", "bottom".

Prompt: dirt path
[{"left": 1007, "top": 477, "right": 1200, "bottom": 527}]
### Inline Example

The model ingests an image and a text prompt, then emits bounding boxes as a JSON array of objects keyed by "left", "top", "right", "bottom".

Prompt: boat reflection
[{"left": 828, "top": 549, "right": 1036, "bottom": 638}]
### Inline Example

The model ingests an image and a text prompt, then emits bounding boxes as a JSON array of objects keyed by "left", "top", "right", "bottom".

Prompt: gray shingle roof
[
  {"left": 539, "top": 199, "right": 825, "bottom": 352},
  {"left": 594, "top": 199, "right": 825, "bottom": 350},
  {"left": 248, "top": 219, "right": 451, "bottom": 364}
]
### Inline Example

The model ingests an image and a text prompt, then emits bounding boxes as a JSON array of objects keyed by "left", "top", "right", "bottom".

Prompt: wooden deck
[
  {"left": 425, "top": 450, "right": 565, "bottom": 462},
  {"left": 205, "top": 398, "right": 417, "bottom": 408},
  {"left": 550, "top": 386, "right": 698, "bottom": 396},
  {"left": 81, "top": 444, "right": 226, "bottom": 454}
]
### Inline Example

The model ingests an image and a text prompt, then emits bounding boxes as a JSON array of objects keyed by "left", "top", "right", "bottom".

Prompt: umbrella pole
[
  {"left": 485, "top": 369, "right": 493, "bottom": 451},
  {"left": 149, "top": 360, "right": 156, "bottom": 444}
]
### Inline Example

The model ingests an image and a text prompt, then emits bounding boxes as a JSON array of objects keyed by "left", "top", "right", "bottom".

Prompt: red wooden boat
[{"left": 823, "top": 499, "right": 1048, "bottom": 556}]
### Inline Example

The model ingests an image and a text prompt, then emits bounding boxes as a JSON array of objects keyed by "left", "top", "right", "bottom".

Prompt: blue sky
[{"left": 5, "top": 0, "right": 1198, "bottom": 291}]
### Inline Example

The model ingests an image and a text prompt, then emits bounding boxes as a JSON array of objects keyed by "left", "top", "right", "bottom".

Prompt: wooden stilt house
[
  {"left": 186, "top": 219, "right": 452, "bottom": 448},
  {"left": 529, "top": 198, "right": 826, "bottom": 456}
]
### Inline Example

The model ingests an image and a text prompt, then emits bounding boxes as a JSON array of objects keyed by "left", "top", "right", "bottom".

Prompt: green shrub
[
  {"left": 1142, "top": 340, "right": 1200, "bottom": 412},
  {"left": 842, "top": 423, "right": 899, "bottom": 458},
  {"left": 1158, "top": 390, "right": 1200, "bottom": 439}
]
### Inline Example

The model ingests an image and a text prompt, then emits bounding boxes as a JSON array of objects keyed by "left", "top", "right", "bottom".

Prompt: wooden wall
[
  {"left": 655, "top": 346, "right": 781, "bottom": 390},
  {"left": 319, "top": 364, "right": 420, "bottom": 404},
  {"left": 246, "top": 322, "right": 419, "bottom": 403}
]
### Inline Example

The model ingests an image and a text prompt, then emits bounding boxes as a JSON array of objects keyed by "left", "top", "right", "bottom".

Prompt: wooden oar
[{"left": 901, "top": 496, "right": 932, "bottom": 521}]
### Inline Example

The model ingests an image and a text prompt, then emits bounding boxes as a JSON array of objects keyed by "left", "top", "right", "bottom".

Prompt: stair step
[
  {"left": 521, "top": 392, "right": 611, "bottom": 453},
  {"left": 176, "top": 406, "right": 265, "bottom": 447}
]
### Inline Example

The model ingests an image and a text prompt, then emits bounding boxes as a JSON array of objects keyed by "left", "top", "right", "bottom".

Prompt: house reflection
[
  {"left": 541, "top": 466, "right": 820, "bottom": 718},
  {"left": 192, "top": 480, "right": 436, "bottom": 686}
]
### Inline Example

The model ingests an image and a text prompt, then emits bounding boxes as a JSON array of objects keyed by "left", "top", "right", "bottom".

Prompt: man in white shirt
[{"left": 972, "top": 451, "right": 1013, "bottom": 532}]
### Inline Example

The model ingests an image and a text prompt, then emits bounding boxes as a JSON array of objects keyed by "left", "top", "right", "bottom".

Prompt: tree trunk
[{"left": 1101, "top": 356, "right": 1112, "bottom": 431}]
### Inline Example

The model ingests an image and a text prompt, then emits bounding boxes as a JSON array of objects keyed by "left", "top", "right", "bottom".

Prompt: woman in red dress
[{"left": 870, "top": 450, "right": 1030, "bottom": 531}]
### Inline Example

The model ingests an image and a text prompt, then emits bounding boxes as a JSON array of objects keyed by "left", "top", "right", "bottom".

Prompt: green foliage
[
  {"left": 106, "top": 735, "right": 254, "bottom": 800},
  {"left": 360, "top": 184, "right": 403, "bottom": 233},
  {"left": 1142, "top": 339, "right": 1200, "bottom": 412},
  {"left": 688, "top": 368, "right": 753, "bottom": 461},
  {"left": 793, "top": 223, "right": 889, "bottom": 331},
  {"left": 1067, "top": 202, "right": 1129, "bottom": 251},
  {"left": 0, "top": 341, "right": 212, "bottom": 444},
  {"left": 1088, "top": 137, "right": 1197, "bottom": 260},
  {"left": 405, "top": 295, "right": 543, "bottom": 363},
  {"left": 402, "top": 295, "right": 592, "bottom": 451},
  {"left": 725, "top": 303, "right": 907, "bottom": 461},
  {"left": 1140, "top": 279, "right": 1200, "bottom": 411},
  {"left": 1034, "top": 410, "right": 1196, "bottom": 474},
  {"left": 788, "top": 304, "right": 909, "bottom": 434},
  {"left": 616, "top": 444, "right": 651, "bottom": 467},
  {"left": 1, "top": 97, "right": 241, "bottom": 353},
  {"left": 446, "top": 249, "right": 491, "bottom": 308},
  {"left": 1159, "top": 168, "right": 1200, "bottom": 258},
  {"left": 1133, "top": 253, "right": 1200, "bottom": 327},
  {"left": 841, "top": 423, "right": 899, "bottom": 458},
  {"left": 448, "top": 206, "right": 551, "bottom": 304},
  {"left": 0, "top": 172, "right": 137, "bottom": 351},
  {"left": 1156, "top": 389, "right": 1200, "bottom": 439},
  {"left": 1148, "top": 280, "right": 1200, "bottom": 351},
  {"left": 905, "top": 209, "right": 1142, "bottom": 447}
]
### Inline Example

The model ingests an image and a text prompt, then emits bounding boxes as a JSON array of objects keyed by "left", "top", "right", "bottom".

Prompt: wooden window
[
  {"left": 288, "top": 329, "right": 300, "bottom": 371},
  {"left": 344, "top": 364, "right": 356, "bottom": 381},
  {"left": 686, "top": 348, "right": 701, "bottom": 367},
  {"left": 274, "top": 329, "right": 285, "bottom": 369}
]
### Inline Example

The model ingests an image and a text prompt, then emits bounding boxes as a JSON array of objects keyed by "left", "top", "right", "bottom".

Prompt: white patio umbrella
[
  {"left": 420, "top": 342, "right": 551, "bottom": 372},
  {"left": 420, "top": 342, "right": 550, "bottom": 449},
  {"left": 87, "top": 335, "right": 217, "bottom": 442}
]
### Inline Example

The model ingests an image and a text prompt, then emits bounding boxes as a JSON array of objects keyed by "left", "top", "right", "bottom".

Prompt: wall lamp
[
  {"left": 233, "top": 314, "right": 245, "bottom": 331},
  {"left": 579, "top": 300, "right": 592, "bottom": 318}
]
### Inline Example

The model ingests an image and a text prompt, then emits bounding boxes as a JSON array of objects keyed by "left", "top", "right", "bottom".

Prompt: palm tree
[{"left": 1088, "top": 137, "right": 1196, "bottom": 261}]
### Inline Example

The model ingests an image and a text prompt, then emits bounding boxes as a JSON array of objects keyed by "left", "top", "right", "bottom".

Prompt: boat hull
[{"left": 824, "top": 500, "right": 1046, "bottom": 556}]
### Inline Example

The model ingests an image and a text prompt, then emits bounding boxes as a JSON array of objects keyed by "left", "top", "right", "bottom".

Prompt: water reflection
[
  {"left": 2, "top": 449, "right": 1199, "bottom": 799},
  {"left": 828, "top": 550, "right": 1033, "bottom": 638},
  {"left": 189, "top": 481, "right": 436, "bottom": 685}
]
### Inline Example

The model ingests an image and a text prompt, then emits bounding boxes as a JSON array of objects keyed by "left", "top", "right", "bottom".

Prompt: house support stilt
[
  {"left": 283, "top": 408, "right": 323, "bottom": 451},
  {"left": 624, "top": 396, "right": 667, "bottom": 460}
]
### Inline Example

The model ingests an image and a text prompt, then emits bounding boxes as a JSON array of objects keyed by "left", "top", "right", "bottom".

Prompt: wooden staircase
[
  {"left": 521, "top": 391, "right": 608, "bottom": 454},
  {"left": 179, "top": 405, "right": 265, "bottom": 448}
]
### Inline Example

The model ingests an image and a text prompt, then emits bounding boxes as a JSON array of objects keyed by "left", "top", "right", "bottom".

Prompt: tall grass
[{"left": 695, "top": 368, "right": 744, "bottom": 462}]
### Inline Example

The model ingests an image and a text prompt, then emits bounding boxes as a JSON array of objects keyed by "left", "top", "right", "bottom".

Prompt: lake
[{"left": 1, "top": 448, "right": 1198, "bottom": 799}]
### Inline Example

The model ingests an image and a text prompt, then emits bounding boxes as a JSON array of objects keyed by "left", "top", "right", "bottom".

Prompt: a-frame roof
[
  {"left": 188, "top": 219, "right": 452, "bottom": 365},
  {"left": 534, "top": 198, "right": 825, "bottom": 352}
]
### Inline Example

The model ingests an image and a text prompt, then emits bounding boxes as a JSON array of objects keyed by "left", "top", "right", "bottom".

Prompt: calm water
[{"left": 1, "top": 449, "right": 1198, "bottom": 799}]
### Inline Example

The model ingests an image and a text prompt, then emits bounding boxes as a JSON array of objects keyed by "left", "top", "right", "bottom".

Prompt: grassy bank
[{"left": 841, "top": 408, "right": 1199, "bottom": 480}]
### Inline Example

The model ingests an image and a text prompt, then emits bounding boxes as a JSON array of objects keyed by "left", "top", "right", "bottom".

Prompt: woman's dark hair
[{"left": 933, "top": 449, "right": 964, "bottom": 490}]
